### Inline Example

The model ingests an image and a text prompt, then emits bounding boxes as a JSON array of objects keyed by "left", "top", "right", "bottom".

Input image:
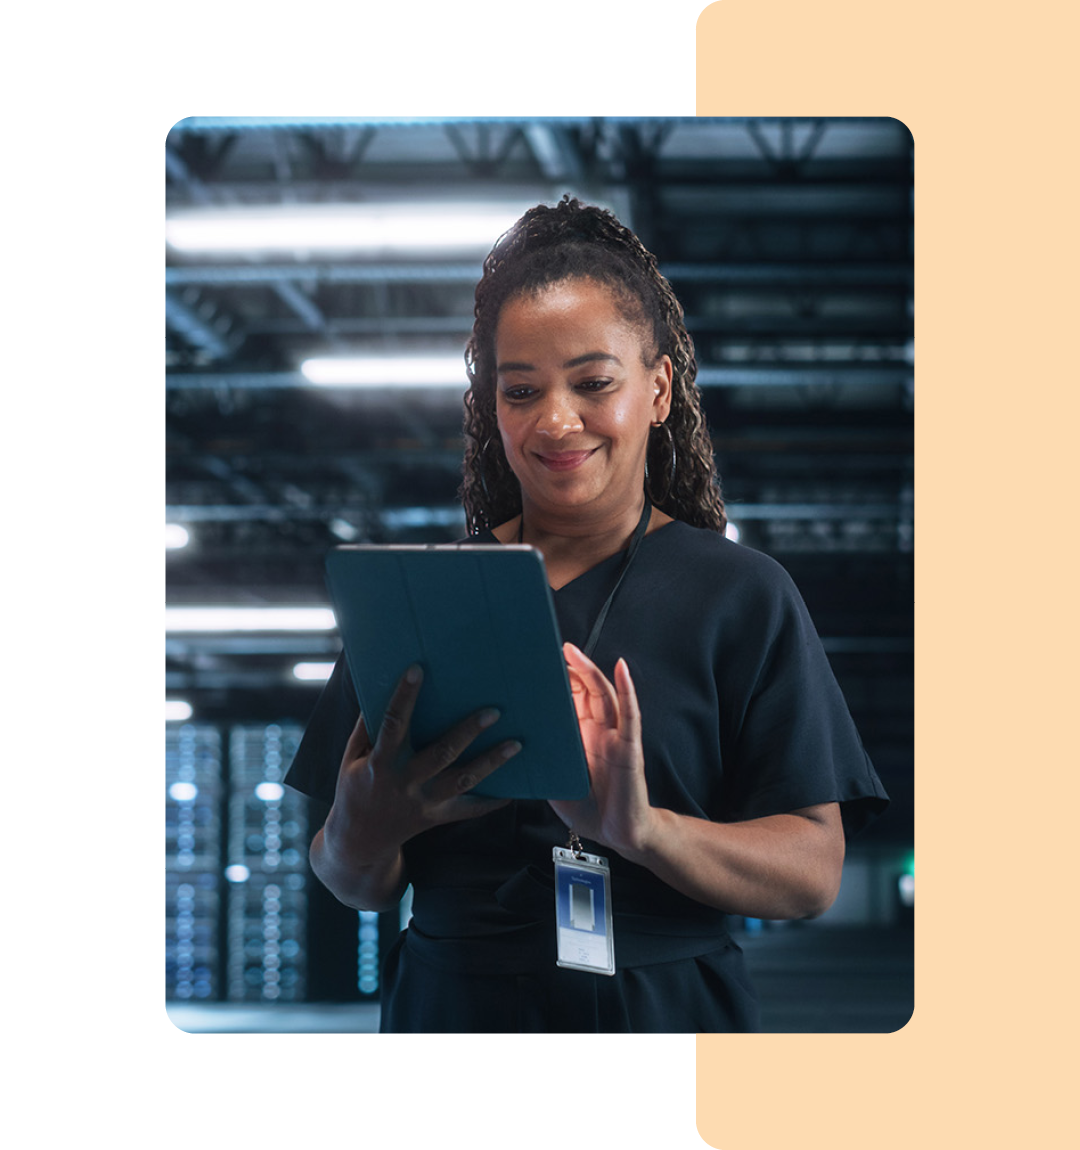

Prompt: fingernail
[
  {"left": 406, "top": 664, "right": 422, "bottom": 684},
  {"left": 501, "top": 740, "right": 522, "bottom": 758},
  {"left": 478, "top": 708, "right": 501, "bottom": 728}
]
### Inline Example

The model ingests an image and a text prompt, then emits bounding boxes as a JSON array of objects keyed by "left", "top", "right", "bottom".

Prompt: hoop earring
[
  {"left": 477, "top": 438, "right": 495, "bottom": 505},
  {"left": 477, "top": 437, "right": 520, "bottom": 516},
  {"left": 645, "top": 421, "right": 676, "bottom": 505}
]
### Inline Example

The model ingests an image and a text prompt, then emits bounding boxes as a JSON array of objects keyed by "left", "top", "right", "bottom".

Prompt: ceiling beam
[
  {"left": 164, "top": 291, "right": 235, "bottom": 360},
  {"left": 523, "top": 123, "right": 586, "bottom": 182}
]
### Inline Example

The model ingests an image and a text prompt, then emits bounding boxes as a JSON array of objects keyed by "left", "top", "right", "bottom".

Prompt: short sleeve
[
  {"left": 283, "top": 653, "right": 359, "bottom": 807},
  {"left": 719, "top": 562, "right": 889, "bottom": 838}
]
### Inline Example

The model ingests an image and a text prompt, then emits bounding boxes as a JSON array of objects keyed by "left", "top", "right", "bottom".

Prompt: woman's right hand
[{"left": 324, "top": 663, "right": 520, "bottom": 869}]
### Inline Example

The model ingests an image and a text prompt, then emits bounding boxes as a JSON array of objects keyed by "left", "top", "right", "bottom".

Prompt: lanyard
[
  {"left": 518, "top": 494, "right": 652, "bottom": 659},
  {"left": 516, "top": 498, "right": 652, "bottom": 974}
]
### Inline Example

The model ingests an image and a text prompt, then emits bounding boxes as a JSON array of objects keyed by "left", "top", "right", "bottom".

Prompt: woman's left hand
[
  {"left": 552, "top": 646, "right": 846, "bottom": 919},
  {"left": 549, "top": 642, "right": 659, "bottom": 855}
]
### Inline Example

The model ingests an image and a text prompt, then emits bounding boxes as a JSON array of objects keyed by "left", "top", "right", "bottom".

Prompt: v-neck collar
[{"left": 472, "top": 519, "right": 678, "bottom": 594}]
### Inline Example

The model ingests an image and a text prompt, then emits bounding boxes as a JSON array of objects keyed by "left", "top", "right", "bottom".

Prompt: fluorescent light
[
  {"left": 166, "top": 523, "right": 190, "bottom": 550},
  {"left": 255, "top": 782, "right": 285, "bottom": 802},
  {"left": 300, "top": 354, "right": 466, "bottom": 387},
  {"left": 166, "top": 607, "right": 337, "bottom": 633},
  {"left": 329, "top": 518, "right": 360, "bottom": 542},
  {"left": 293, "top": 662, "right": 336, "bottom": 682},
  {"left": 165, "top": 202, "right": 528, "bottom": 255},
  {"left": 166, "top": 699, "right": 193, "bottom": 722},
  {"left": 169, "top": 782, "right": 199, "bottom": 802},
  {"left": 381, "top": 507, "right": 465, "bottom": 530},
  {"left": 725, "top": 521, "right": 741, "bottom": 543}
]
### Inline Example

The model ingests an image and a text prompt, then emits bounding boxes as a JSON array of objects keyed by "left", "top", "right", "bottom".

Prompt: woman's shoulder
[
  {"left": 642, "top": 521, "right": 821, "bottom": 660},
  {"left": 648, "top": 518, "right": 796, "bottom": 596}
]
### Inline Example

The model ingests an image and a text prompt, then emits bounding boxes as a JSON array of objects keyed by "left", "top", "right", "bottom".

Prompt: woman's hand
[
  {"left": 551, "top": 644, "right": 845, "bottom": 919},
  {"left": 548, "top": 642, "right": 659, "bottom": 856},
  {"left": 332, "top": 663, "right": 520, "bottom": 854},
  {"left": 312, "top": 664, "right": 520, "bottom": 910}
]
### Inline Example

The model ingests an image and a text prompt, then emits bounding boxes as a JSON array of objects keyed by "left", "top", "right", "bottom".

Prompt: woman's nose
[{"left": 535, "top": 393, "right": 584, "bottom": 437}]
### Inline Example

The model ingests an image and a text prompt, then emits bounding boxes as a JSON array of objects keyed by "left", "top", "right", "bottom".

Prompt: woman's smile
[{"left": 535, "top": 448, "right": 599, "bottom": 472}]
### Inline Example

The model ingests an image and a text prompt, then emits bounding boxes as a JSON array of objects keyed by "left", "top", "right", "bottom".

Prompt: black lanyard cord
[{"left": 518, "top": 494, "right": 653, "bottom": 660}]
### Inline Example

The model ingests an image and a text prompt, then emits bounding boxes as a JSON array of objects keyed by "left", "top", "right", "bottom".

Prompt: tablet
[{"left": 324, "top": 544, "right": 590, "bottom": 800}]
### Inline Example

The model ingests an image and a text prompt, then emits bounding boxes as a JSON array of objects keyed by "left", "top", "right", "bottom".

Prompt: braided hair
[{"left": 460, "top": 196, "right": 725, "bottom": 534}]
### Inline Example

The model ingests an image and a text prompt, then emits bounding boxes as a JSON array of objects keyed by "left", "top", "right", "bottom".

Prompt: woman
[{"left": 285, "top": 197, "right": 888, "bottom": 1032}]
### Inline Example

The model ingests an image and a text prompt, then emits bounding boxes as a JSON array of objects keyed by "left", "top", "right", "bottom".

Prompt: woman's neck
[{"left": 496, "top": 495, "right": 670, "bottom": 590}]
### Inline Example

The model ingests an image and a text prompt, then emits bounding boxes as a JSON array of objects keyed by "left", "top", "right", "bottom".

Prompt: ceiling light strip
[{"left": 166, "top": 607, "right": 337, "bottom": 633}]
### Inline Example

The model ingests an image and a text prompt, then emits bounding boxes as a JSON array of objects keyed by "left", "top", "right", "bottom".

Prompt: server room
[{"left": 165, "top": 116, "right": 914, "bottom": 1033}]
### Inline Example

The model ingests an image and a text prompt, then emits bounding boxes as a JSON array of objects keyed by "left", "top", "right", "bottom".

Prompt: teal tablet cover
[{"left": 324, "top": 545, "right": 590, "bottom": 800}]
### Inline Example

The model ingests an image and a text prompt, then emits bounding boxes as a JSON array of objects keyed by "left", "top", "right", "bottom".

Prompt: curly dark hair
[{"left": 460, "top": 196, "right": 725, "bottom": 535}]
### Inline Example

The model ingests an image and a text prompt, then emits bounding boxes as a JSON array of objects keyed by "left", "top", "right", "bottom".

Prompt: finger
[
  {"left": 564, "top": 643, "right": 618, "bottom": 726},
  {"left": 566, "top": 662, "right": 588, "bottom": 717},
  {"left": 410, "top": 705, "right": 505, "bottom": 782},
  {"left": 566, "top": 667, "right": 615, "bottom": 727},
  {"left": 370, "top": 664, "right": 423, "bottom": 765},
  {"left": 564, "top": 648, "right": 591, "bottom": 717},
  {"left": 613, "top": 658, "right": 642, "bottom": 745},
  {"left": 428, "top": 738, "right": 522, "bottom": 803},
  {"left": 342, "top": 711, "right": 374, "bottom": 764}
]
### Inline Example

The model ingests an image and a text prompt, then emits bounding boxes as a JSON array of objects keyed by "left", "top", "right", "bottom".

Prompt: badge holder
[{"left": 553, "top": 832, "right": 615, "bottom": 976}]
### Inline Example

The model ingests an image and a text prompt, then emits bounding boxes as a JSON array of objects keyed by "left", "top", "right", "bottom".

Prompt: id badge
[{"left": 553, "top": 844, "right": 615, "bottom": 976}]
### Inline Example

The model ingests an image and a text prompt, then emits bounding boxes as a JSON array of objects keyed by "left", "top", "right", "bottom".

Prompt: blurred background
[{"left": 165, "top": 116, "right": 913, "bottom": 1033}]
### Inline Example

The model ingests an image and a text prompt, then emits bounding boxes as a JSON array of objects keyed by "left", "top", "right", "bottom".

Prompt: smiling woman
[
  {"left": 493, "top": 281, "right": 671, "bottom": 540},
  {"left": 284, "top": 197, "right": 889, "bottom": 1033}
]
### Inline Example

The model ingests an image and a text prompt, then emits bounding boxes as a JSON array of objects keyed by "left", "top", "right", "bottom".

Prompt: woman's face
[{"left": 494, "top": 278, "right": 672, "bottom": 522}]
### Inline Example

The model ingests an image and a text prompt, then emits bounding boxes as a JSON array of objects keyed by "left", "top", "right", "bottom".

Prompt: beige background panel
[{"left": 696, "top": 1, "right": 1076, "bottom": 1147}]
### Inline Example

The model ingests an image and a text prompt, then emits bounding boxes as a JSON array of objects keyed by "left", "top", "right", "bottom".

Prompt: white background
[{"left": 8, "top": 3, "right": 714, "bottom": 1148}]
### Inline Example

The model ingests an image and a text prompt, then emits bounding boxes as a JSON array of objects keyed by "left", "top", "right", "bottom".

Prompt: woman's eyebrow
[
  {"left": 497, "top": 351, "right": 623, "bottom": 373},
  {"left": 565, "top": 352, "right": 623, "bottom": 369}
]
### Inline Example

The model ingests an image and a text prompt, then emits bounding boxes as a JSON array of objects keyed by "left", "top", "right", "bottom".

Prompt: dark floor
[{"left": 167, "top": 924, "right": 913, "bottom": 1034}]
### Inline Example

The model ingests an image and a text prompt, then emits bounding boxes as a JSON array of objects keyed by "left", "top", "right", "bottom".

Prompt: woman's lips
[{"left": 534, "top": 449, "right": 597, "bottom": 472}]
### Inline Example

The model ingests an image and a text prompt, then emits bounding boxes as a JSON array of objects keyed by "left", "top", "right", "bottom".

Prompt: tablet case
[{"left": 324, "top": 545, "right": 590, "bottom": 800}]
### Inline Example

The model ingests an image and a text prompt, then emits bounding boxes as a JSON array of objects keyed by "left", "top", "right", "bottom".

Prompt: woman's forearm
[
  {"left": 309, "top": 807, "right": 409, "bottom": 913},
  {"left": 620, "top": 803, "right": 845, "bottom": 920}
]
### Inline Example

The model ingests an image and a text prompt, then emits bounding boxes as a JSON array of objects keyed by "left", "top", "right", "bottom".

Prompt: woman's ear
[{"left": 652, "top": 355, "right": 673, "bottom": 423}]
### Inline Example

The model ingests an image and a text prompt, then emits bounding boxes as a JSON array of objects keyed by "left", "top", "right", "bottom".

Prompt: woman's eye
[
  {"left": 500, "top": 386, "right": 535, "bottom": 402},
  {"left": 577, "top": 378, "right": 612, "bottom": 393}
]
